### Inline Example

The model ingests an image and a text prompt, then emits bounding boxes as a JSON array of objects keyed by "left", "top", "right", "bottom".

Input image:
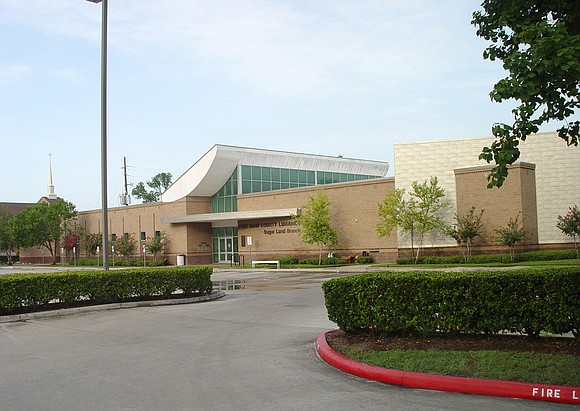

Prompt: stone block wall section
[{"left": 394, "top": 132, "right": 580, "bottom": 249}]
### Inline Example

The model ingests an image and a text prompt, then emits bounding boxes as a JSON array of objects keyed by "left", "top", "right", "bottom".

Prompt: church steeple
[{"left": 46, "top": 153, "right": 57, "bottom": 200}]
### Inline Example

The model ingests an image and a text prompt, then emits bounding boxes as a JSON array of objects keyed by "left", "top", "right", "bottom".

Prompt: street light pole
[{"left": 87, "top": 0, "right": 109, "bottom": 270}]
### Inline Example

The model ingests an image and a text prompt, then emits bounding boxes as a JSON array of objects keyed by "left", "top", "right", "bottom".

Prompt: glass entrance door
[
  {"left": 212, "top": 227, "right": 239, "bottom": 263},
  {"left": 218, "top": 237, "right": 234, "bottom": 262}
]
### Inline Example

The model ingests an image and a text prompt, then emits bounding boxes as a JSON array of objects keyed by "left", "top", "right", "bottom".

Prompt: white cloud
[
  {"left": 0, "top": 1, "right": 487, "bottom": 98},
  {"left": 0, "top": 63, "right": 32, "bottom": 86},
  {"left": 53, "top": 68, "right": 84, "bottom": 84}
]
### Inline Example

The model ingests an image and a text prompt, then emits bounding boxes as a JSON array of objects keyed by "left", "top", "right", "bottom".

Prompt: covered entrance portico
[{"left": 162, "top": 208, "right": 299, "bottom": 264}]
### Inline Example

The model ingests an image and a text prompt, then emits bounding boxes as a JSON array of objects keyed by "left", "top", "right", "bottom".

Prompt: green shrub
[
  {"left": 0, "top": 255, "right": 19, "bottom": 264},
  {"left": 0, "top": 266, "right": 213, "bottom": 316},
  {"left": 299, "top": 256, "right": 347, "bottom": 265},
  {"left": 356, "top": 256, "right": 374, "bottom": 264},
  {"left": 396, "top": 249, "right": 578, "bottom": 265},
  {"left": 72, "top": 258, "right": 168, "bottom": 267},
  {"left": 322, "top": 267, "right": 580, "bottom": 337},
  {"left": 276, "top": 256, "right": 299, "bottom": 265}
]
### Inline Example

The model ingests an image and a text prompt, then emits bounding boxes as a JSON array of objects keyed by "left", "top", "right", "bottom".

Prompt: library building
[{"left": 19, "top": 132, "right": 580, "bottom": 264}]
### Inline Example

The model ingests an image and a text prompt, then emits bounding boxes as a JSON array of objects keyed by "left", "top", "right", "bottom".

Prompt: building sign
[{"left": 239, "top": 219, "right": 301, "bottom": 236}]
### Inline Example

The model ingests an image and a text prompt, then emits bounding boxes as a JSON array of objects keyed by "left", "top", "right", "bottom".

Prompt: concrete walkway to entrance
[{"left": 0, "top": 267, "right": 571, "bottom": 410}]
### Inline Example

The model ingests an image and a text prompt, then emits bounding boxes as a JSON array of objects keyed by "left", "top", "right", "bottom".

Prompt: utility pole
[{"left": 121, "top": 156, "right": 131, "bottom": 206}]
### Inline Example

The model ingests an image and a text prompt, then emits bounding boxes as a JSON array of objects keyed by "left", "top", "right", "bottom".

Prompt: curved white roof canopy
[{"left": 161, "top": 145, "right": 389, "bottom": 203}]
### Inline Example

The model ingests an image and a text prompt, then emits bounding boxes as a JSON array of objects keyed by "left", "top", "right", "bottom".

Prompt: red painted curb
[{"left": 316, "top": 331, "right": 580, "bottom": 405}]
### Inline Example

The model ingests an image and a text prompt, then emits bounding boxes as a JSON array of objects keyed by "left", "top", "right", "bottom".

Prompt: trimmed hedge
[
  {"left": 397, "top": 249, "right": 579, "bottom": 265},
  {"left": 275, "top": 256, "right": 300, "bottom": 265},
  {"left": 299, "top": 257, "right": 348, "bottom": 265},
  {"left": 356, "top": 256, "right": 374, "bottom": 264},
  {"left": 322, "top": 267, "right": 580, "bottom": 337},
  {"left": 71, "top": 258, "right": 168, "bottom": 267},
  {"left": 0, "top": 255, "right": 19, "bottom": 264},
  {"left": 0, "top": 266, "right": 213, "bottom": 316}
]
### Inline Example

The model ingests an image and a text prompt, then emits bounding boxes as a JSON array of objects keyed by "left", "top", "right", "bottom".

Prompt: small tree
[
  {"left": 83, "top": 233, "right": 103, "bottom": 257},
  {"left": 446, "top": 207, "right": 485, "bottom": 263},
  {"left": 494, "top": 214, "right": 525, "bottom": 262},
  {"left": 293, "top": 190, "right": 338, "bottom": 265},
  {"left": 0, "top": 206, "right": 18, "bottom": 265},
  {"left": 114, "top": 233, "right": 137, "bottom": 260},
  {"left": 377, "top": 177, "right": 448, "bottom": 263},
  {"left": 144, "top": 232, "right": 169, "bottom": 260},
  {"left": 377, "top": 188, "right": 421, "bottom": 259},
  {"left": 132, "top": 172, "right": 173, "bottom": 203},
  {"left": 556, "top": 205, "right": 580, "bottom": 259}
]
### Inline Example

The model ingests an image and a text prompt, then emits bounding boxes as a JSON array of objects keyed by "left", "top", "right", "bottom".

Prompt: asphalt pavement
[{"left": 0, "top": 266, "right": 575, "bottom": 410}]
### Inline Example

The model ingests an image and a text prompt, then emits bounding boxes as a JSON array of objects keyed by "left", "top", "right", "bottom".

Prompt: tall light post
[{"left": 87, "top": 0, "right": 109, "bottom": 270}]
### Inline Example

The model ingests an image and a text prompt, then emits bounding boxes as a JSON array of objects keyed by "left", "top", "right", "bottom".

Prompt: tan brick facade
[
  {"left": 236, "top": 178, "right": 398, "bottom": 263},
  {"left": 454, "top": 163, "right": 538, "bottom": 252}
]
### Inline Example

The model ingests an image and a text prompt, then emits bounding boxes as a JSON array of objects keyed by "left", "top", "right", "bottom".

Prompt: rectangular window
[
  {"left": 140, "top": 232, "right": 146, "bottom": 241},
  {"left": 298, "top": 170, "right": 307, "bottom": 184},
  {"left": 252, "top": 181, "right": 261, "bottom": 193},
  {"left": 241, "top": 235, "right": 246, "bottom": 247},
  {"left": 272, "top": 182, "right": 280, "bottom": 190},
  {"left": 211, "top": 197, "right": 218, "bottom": 213},
  {"left": 271, "top": 168, "right": 280, "bottom": 181},
  {"left": 251, "top": 166, "right": 261, "bottom": 180},
  {"left": 241, "top": 165, "right": 251, "bottom": 180},
  {"left": 307, "top": 171, "right": 315, "bottom": 185},
  {"left": 281, "top": 168, "right": 289, "bottom": 182},
  {"left": 242, "top": 181, "right": 252, "bottom": 194},
  {"left": 289, "top": 169, "right": 299, "bottom": 183},
  {"left": 155, "top": 231, "right": 161, "bottom": 237},
  {"left": 111, "top": 233, "right": 117, "bottom": 242},
  {"left": 262, "top": 167, "right": 271, "bottom": 181},
  {"left": 262, "top": 181, "right": 271, "bottom": 191}
]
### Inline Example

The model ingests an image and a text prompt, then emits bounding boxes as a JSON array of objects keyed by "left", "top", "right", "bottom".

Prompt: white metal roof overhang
[
  {"left": 161, "top": 144, "right": 389, "bottom": 203},
  {"left": 161, "top": 208, "right": 299, "bottom": 225}
]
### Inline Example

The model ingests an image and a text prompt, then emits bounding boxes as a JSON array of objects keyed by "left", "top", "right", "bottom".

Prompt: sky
[{"left": 0, "top": 0, "right": 536, "bottom": 211}]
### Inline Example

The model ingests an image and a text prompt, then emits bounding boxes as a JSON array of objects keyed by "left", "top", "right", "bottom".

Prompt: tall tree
[
  {"left": 294, "top": 190, "right": 338, "bottom": 265},
  {"left": 377, "top": 177, "right": 448, "bottom": 263},
  {"left": 472, "top": 1, "right": 580, "bottom": 187},
  {"left": 132, "top": 172, "right": 173, "bottom": 203},
  {"left": 0, "top": 206, "right": 18, "bottom": 265},
  {"left": 11, "top": 200, "right": 77, "bottom": 263}
]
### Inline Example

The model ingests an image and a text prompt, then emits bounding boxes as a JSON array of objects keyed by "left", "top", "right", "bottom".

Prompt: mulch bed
[{"left": 326, "top": 329, "right": 579, "bottom": 356}]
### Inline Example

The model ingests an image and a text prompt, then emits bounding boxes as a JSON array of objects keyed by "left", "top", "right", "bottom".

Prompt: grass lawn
[{"left": 331, "top": 340, "right": 580, "bottom": 386}]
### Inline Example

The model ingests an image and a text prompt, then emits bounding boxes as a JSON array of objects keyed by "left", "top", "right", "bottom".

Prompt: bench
[{"left": 251, "top": 260, "right": 280, "bottom": 269}]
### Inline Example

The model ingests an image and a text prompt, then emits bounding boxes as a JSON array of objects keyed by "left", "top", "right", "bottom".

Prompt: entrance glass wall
[{"left": 212, "top": 226, "right": 238, "bottom": 263}]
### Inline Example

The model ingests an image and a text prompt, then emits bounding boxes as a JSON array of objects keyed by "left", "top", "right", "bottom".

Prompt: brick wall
[{"left": 237, "top": 178, "right": 398, "bottom": 263}]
